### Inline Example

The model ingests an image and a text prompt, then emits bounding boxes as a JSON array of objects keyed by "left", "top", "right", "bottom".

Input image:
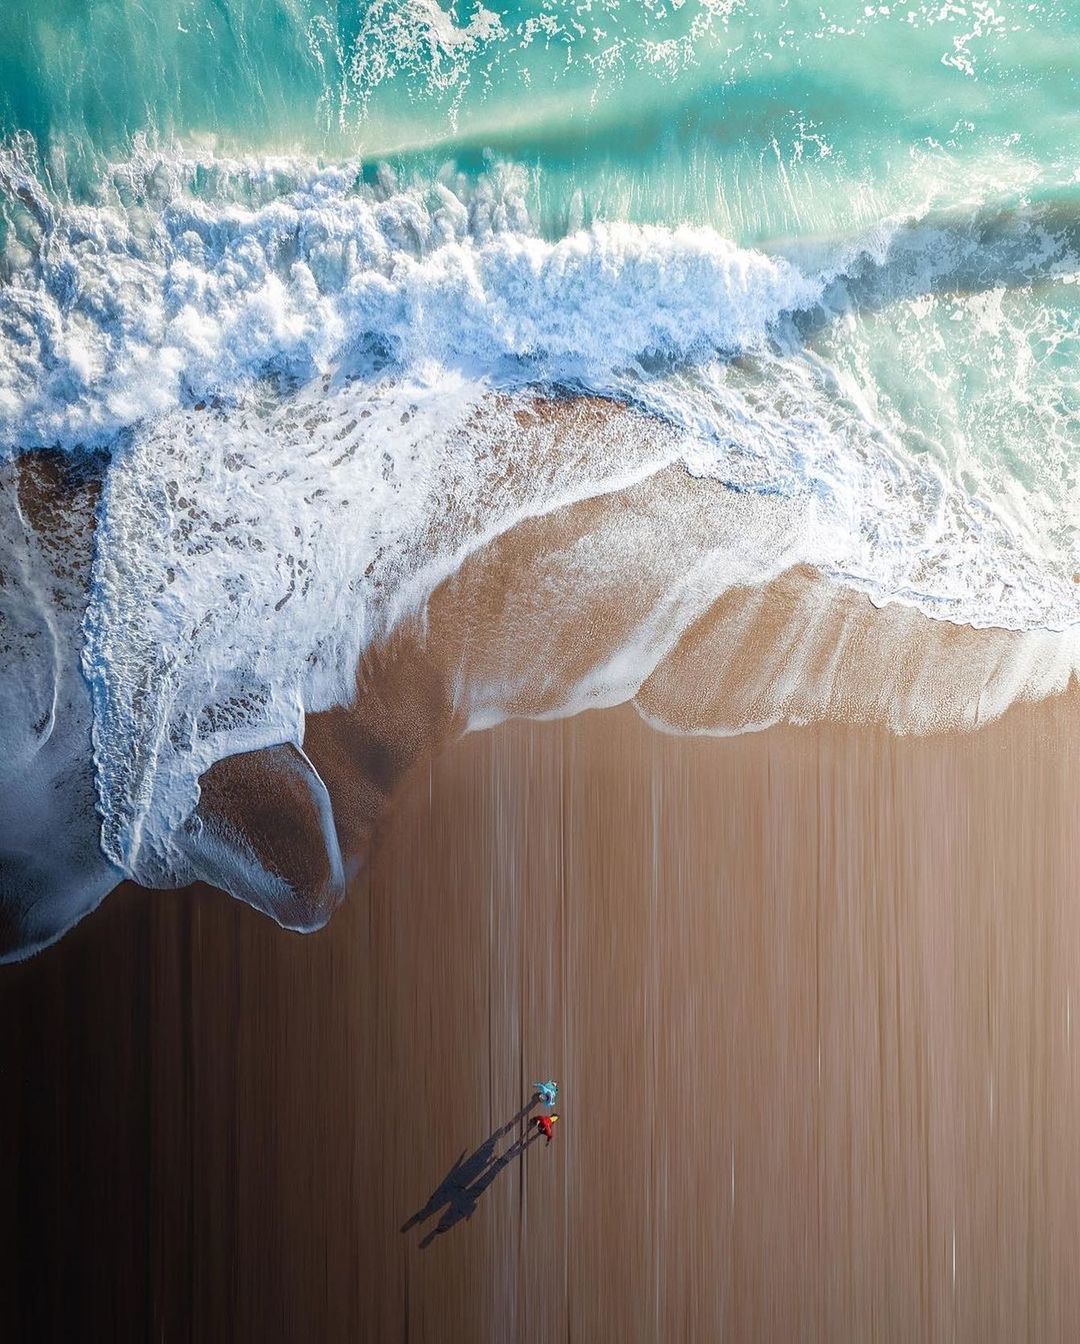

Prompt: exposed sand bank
[{"left": 3, "top": 689, "right": 1080, "bottom": 1341}]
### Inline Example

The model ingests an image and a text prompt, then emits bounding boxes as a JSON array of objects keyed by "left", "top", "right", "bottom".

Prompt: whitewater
[{"left": 1, "top": 0, "right": 1078, "bottom": 947}]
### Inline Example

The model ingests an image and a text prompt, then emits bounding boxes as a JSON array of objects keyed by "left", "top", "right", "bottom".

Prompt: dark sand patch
[{"left": 2, "top": 690, "right": 1080, "bottom": 1340}]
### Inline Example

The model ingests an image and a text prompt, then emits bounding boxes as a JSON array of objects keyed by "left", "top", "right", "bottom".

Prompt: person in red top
[{"left": 533, "top": 1113, "right": 559, "bottom": 1145}]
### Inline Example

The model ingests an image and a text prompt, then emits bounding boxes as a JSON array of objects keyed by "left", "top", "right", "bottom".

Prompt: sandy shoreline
[
  {"left": 5, "top": 416, "right": 1080, "bottom": 955},
  {"left": 4, "top": 685, "right": 1080, "bottom": 1340},
  {"left": 4, "top": 421, "right": 1080, "bottom": 1338}
]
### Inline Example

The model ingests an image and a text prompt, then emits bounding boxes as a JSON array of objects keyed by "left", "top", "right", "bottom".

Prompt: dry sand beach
[
  {"left": 3, "top": 657, "right": 1080, "bottom": 1341},
  {"left": 4, "top": 403, "right": 1080, "bottom": 1342}
]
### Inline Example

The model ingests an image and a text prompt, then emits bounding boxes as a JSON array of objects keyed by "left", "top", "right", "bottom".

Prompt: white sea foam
[
  {"left": 0, "top": 459, "right": 117, "bottom": 956},
  {"left": 0, "top": 155, "right": 820, "bottom": 452},
  {"left": 1, "top": 149, "right": 1078, "bottom": 897}
]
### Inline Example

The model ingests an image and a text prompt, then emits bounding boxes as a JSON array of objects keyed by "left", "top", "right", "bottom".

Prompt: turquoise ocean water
[
  {"left": 1, "top": 2, "right": 1078, "bottom": 925},
  {"left": 2, "top": 0, "right": 1077, "bottom": 229}
]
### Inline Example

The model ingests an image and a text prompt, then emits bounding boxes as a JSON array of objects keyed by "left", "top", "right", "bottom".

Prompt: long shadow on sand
[{"left": 402, "top": 1100, "right": 541, "bottom": 1249}]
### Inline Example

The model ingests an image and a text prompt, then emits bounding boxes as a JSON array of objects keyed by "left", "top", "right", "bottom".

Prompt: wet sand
[{"left": 3, "top": 687, "right": 1080, "bottom": 1341}]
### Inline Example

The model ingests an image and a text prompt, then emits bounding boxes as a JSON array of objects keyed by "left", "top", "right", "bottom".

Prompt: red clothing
[{"left": 535, "top": 1116, "right": 555, "bottom": 1141}]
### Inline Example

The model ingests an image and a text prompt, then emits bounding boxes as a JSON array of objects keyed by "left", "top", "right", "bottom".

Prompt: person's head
[{"left": 550, "top": 1114, "right": 559, "bottom": 1124}]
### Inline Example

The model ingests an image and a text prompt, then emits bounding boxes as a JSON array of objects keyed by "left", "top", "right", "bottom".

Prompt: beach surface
[
  {"left": 3, "top": 683, "right": 1080, "bottom": 1342},
  {"left": 3, "top": 4, "right": 1079, "bottom": 1336}
]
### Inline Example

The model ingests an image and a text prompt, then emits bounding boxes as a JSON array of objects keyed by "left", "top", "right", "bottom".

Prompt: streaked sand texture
[{"left": 3, "top": 688, "right": 1080, "bottom": 1341}]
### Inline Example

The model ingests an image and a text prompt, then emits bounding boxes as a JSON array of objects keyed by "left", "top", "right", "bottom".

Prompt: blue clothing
[{"left": 534, "top": 1080, "right": 558, "bottom": 1107}]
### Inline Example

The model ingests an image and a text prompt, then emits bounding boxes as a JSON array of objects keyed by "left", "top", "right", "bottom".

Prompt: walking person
[
  {"left": 534, "top": 1079, "right": 558, "bottom": 1108},
  {"left": 532, "top": 1112, "right": 559, "bottom": 1145}
]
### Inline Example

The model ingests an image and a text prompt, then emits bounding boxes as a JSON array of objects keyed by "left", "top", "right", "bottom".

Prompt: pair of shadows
[{"left": 401, "top": 1100, "right": 542, "bottom": 1249}]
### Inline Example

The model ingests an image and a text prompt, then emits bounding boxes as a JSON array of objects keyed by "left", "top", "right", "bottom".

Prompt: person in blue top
[{"left": 534, "top": 1079, "right": 558, "bottom": 1108}]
